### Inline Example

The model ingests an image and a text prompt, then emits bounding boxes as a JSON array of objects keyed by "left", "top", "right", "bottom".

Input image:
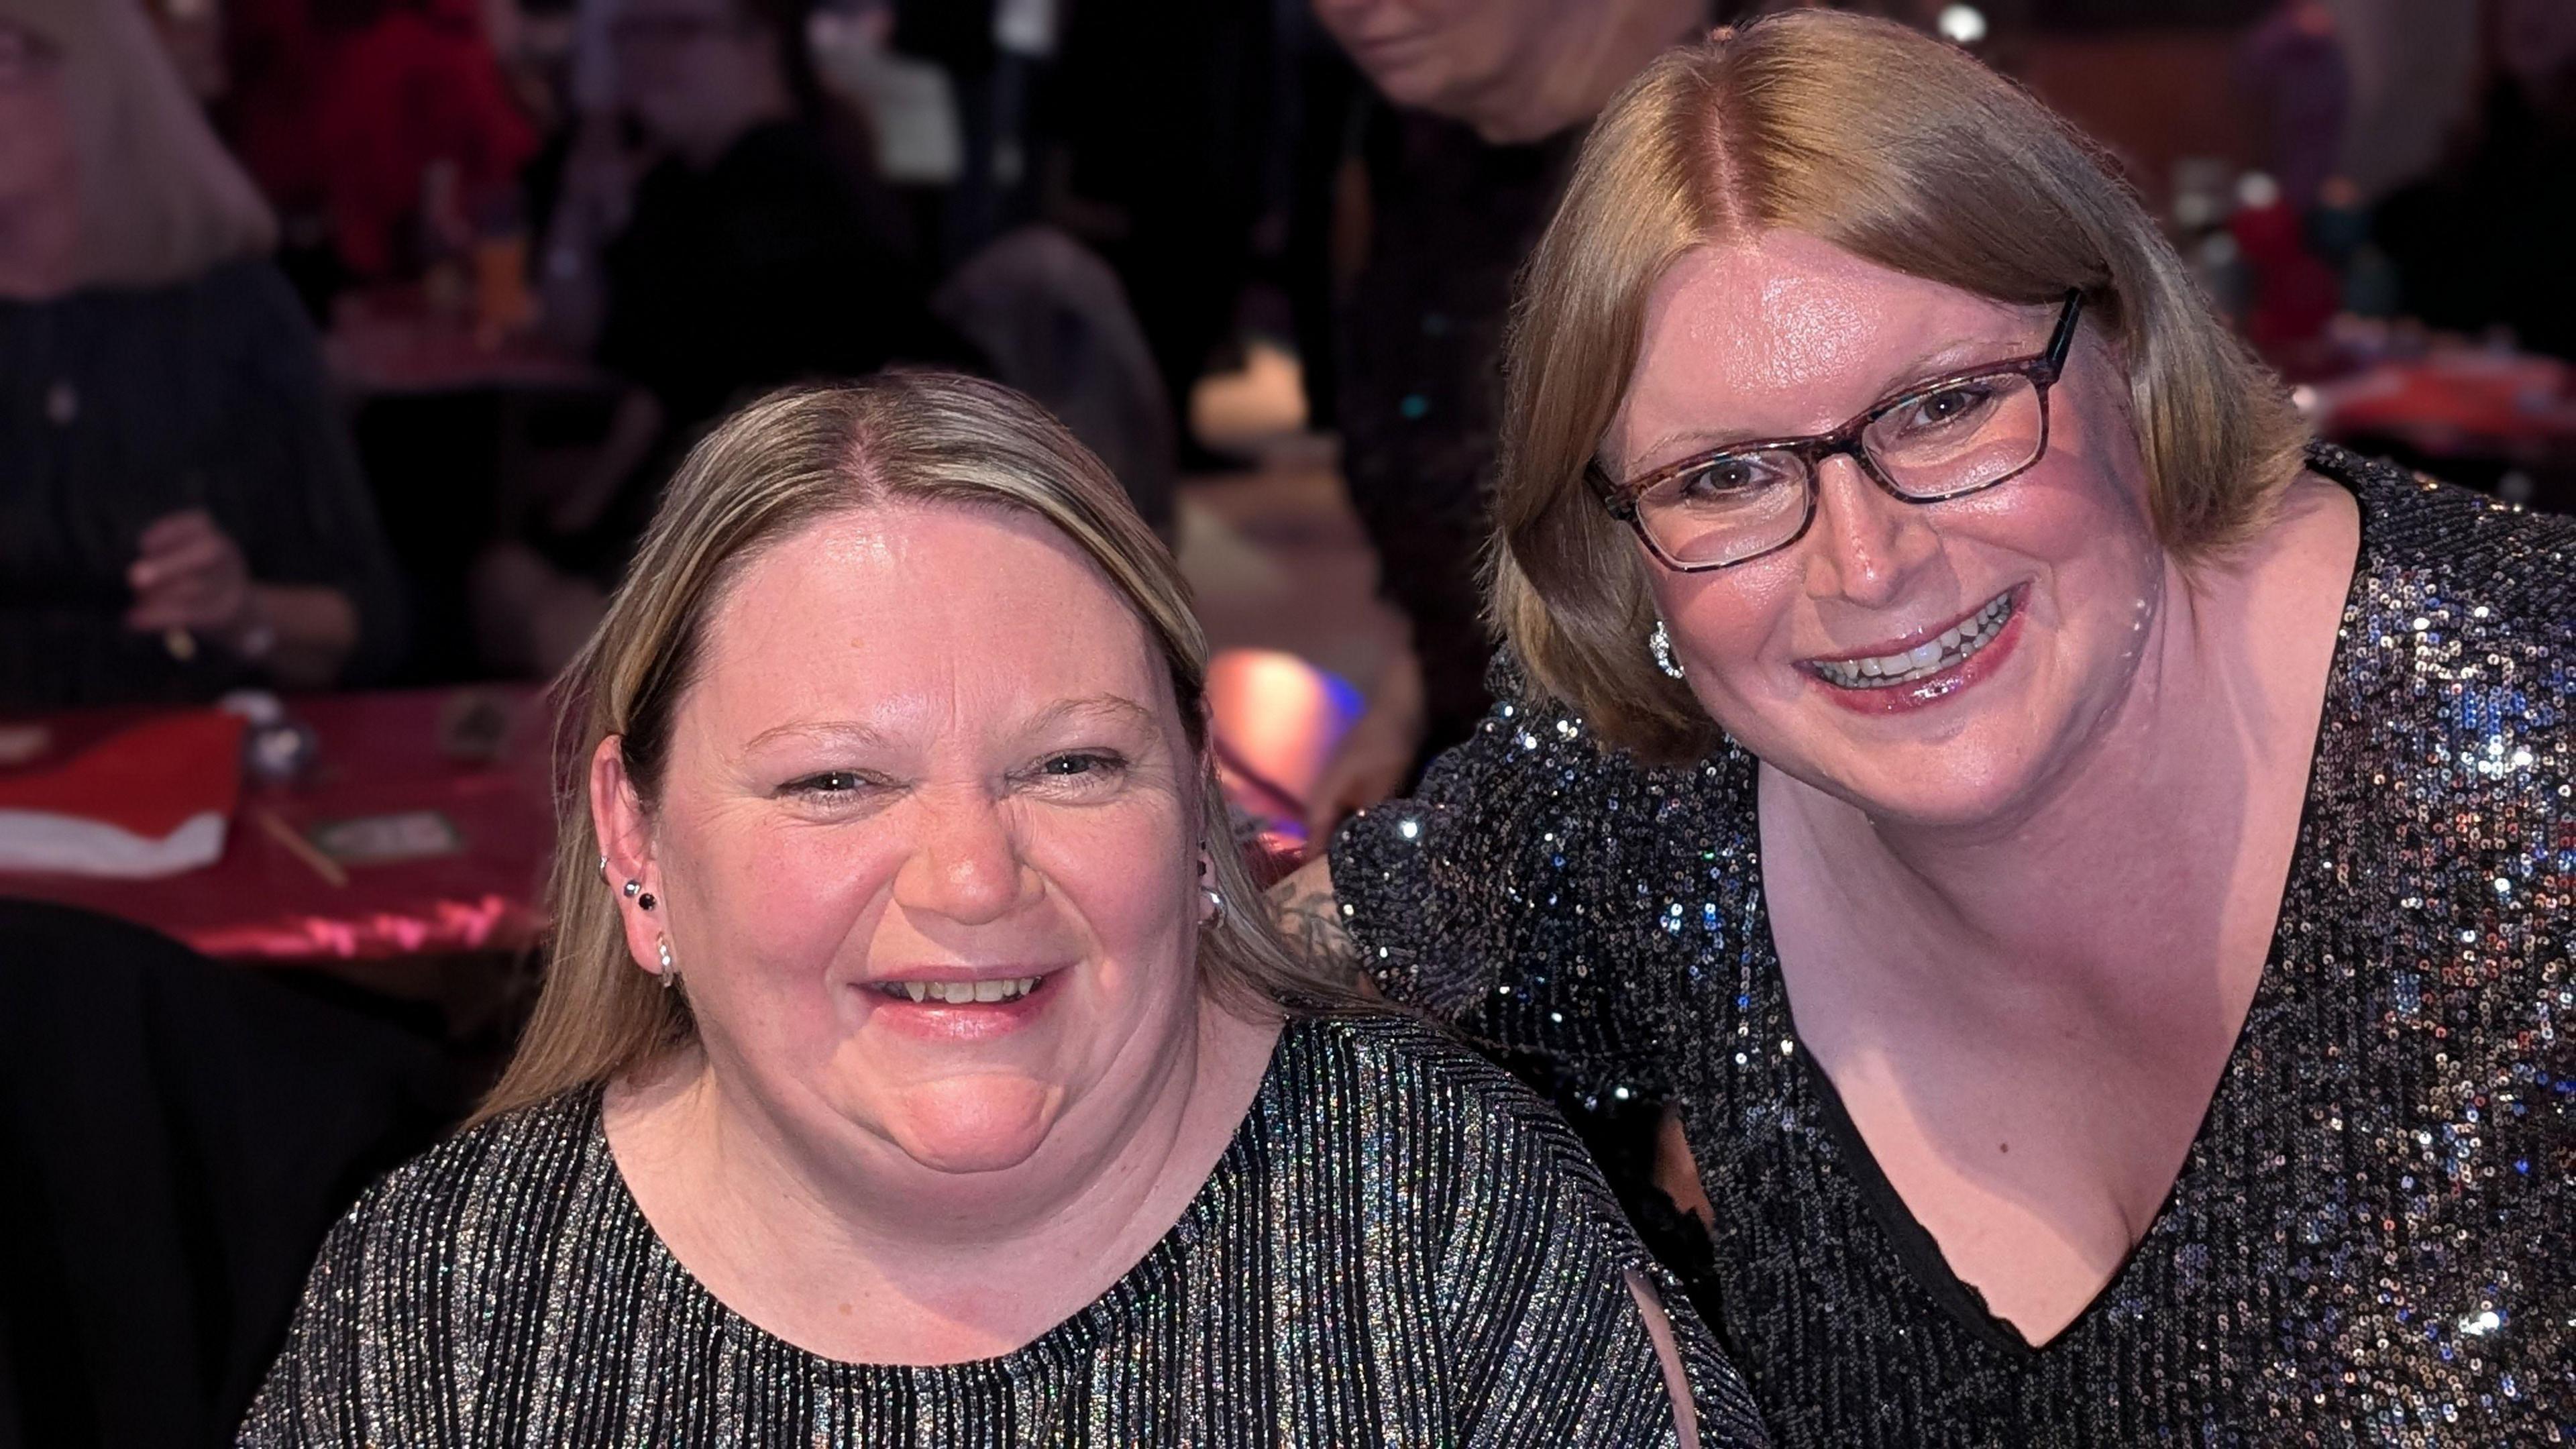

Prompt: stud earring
[
  {"left": 1649, "top": 620, "right": 1686, "bottom": 680},
  {"left": 637, "top": 892, "right": 655, "bottom": 911},
  {"left": 622, "top": 878, "right": 641, "bottom": 900},
  {"left": 657, "top": 935, "right": 676, "bottom": 989}
]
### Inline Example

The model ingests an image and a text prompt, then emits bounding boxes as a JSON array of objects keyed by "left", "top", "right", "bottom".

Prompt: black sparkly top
[
  {"left": 1334, "top": 447, "right": 2575, "bottom": 1445},
  {"left": 239, "top": 1012, "right": 1770, "bottom": 1447}
]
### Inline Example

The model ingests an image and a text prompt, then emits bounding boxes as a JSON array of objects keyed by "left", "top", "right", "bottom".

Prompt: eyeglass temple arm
[{"left": 2041, "top": 289, "right": 2085, "bottom": 377}]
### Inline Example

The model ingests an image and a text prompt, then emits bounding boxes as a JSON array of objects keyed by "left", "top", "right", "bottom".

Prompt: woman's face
[
  {"left": 1605, "top": 231, "right": 2167, "bottom": 832},
  {"left": 621, "top": 503, "right": 1207, "bottom": 1181}
]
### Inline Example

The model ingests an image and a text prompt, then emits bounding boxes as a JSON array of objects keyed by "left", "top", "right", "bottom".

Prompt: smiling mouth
[
  {"left": 1806, "top": 588, "right": 2021, "bottom": 691},
  {"left": 872, "top": 974, "right": 1050, "bottom": 1006}
]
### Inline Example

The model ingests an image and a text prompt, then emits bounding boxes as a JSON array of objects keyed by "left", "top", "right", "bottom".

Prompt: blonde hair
[
  {"left": 481, "top": 373, "right": 1332, "bottom": 1122},
  {"left": 0, "top": 0, "right": 278, "bottom": 290},
  {"left": 1494, "top": 11, "right": 2311, "bottom": 763}
]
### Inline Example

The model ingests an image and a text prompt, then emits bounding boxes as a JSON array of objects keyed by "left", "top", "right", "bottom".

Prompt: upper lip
[
  {"left": 865, "top": 964, "right": 1063, "bottom": 985},
  {"left": 1800, "top": 587, "right": 2019, "bottom": 665}
]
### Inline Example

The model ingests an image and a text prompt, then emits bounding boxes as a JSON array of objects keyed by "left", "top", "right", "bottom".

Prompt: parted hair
[
  {"left": 480, "top": 373, "right": 1328, "bottom": 1123},
  {"left": 1493, "top": 10, "right": 2312, "bottom": 764}
]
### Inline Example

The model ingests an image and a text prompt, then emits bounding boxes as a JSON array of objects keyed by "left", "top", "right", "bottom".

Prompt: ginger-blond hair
[
  {"left": 482, "top": 373, "right": 1328, "bottom": 1122},
  {"left": 1494, "top": 11, "right": 2310, "bottom": 763}
]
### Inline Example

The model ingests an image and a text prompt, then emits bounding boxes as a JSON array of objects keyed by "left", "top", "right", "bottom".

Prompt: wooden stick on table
[{"left": 258, "top": 808, "right": 350, "bottom": 888}]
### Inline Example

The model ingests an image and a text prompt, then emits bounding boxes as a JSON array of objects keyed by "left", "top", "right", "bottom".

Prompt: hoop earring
[{"left": 1649, "top": 620, "right": 1686, "bottom": 680}]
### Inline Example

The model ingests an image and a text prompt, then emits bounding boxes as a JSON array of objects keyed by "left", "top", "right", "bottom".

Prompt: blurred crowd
[{"left": 3, "top": 0, "right": 2571, "bottom": 815}]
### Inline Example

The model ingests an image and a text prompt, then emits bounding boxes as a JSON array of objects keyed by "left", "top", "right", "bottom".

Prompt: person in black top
[
  {"left": 528, "top": 0, "right": 970, "bottom": 584},
  {"left": 0, "top": 0, "right": 401, "bottom": 707},
  {"left": 1303, "top": 0, "right": 1731, "bottom": 837},
  {"left": 1285, "top": 13, "right": 2573, "bottom": 1442}
]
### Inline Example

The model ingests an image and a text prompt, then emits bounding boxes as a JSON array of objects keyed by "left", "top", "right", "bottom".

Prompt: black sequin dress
[
  {"left": 1334, "top": 447, "right": 2575, "bottom": 1446},
  {"left": 239, "top": 1012, "right": 1771, "bottom": 1447}
]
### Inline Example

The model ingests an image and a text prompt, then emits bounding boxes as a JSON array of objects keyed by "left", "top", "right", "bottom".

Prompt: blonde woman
[
  {"left": 241, "top": 373, "right": 1768, "bottom": 1447},
  {"left": 1288, "top": 11, "right": 2575, "bottom": 1442},
  {"left": 0, "top": 0, "right": 400, "bottom": 706}
]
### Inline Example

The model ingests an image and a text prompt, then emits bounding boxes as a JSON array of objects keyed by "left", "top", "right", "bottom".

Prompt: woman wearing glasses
[{"left": 1282, "top": 11, "right": 2573, "bottom": 1443}]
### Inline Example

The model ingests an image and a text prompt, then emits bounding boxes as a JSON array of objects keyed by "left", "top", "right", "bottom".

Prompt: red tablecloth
[{"left": 0, "top": 689, "right": 555, "bottom": 964}]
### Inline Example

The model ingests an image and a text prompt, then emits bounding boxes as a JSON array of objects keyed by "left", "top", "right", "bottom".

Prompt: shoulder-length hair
[
  {"left": 480, "top": 372, "right": 1331, "bottom": 1122},
  {"left": 1494, "top": 11, "right": 2310, "bottom": 765},
  {"left": 1, "top": 0, "right": 278, "bottom": 290}
]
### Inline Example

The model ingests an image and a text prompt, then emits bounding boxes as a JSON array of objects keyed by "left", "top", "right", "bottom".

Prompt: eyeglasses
[{"left": 1589, "top": 290, "right": 2085, "bottom": 573}]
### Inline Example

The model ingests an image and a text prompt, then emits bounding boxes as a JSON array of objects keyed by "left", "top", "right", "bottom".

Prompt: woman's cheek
[
  {"left": 1018, "top": 798, "right": 1198, "bottom": 955},
  {"left": 693, "top": 812, "right": 894, "bottom": 978}
]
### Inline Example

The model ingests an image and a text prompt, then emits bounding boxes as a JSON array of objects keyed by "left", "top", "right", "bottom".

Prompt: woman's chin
[{"left": 874, "top": 1075, "right": 1064, "bottom": 1175}]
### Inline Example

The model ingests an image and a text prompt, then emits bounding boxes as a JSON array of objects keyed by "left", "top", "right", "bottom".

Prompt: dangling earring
[
  {"left": 1197, "top": 850, "right": 1226, "bottom": 925},
  {"left": 657, "top": 935, "right": 677, "bottom": 990},
  {"left": 1649, "top": 620, "right": 1686, "bottom": 680}
]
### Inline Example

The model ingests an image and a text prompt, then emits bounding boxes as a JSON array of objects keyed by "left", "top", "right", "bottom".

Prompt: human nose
[
  {"left": 1800, "top": 453, "right": 1939, "bottom": 608},
  {"left": 891, "top": 790, "right": 1037, "bottom": 926}
]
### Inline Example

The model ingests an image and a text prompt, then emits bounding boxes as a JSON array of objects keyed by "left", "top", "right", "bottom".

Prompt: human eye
[
  {"left": 1888, "top": 379, "right": 2002, "bottom": 436},
  {"left": 777, "top": 768, "right": 893, "bottom": 801},
  {"left": 1016, "top": 749, "right": 1132, "bottom": 796},
  {"left": 1658, "top": 451, "right": 1793, "bottom": 510}
]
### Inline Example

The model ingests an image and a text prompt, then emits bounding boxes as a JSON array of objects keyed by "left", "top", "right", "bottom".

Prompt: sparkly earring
[
  {"left": 656, "top": 935, "right": 676, "bottom": 989},
  {"left": 1649, "top": 620, "right": 1686, "bottom": 680}
]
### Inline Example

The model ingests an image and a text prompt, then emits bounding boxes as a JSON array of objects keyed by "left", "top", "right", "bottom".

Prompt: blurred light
[
  {"left": 2289, "top": 384, "right": 2319, "bottom": 417},
  {"left": 1937, "top": 5, "right": 1989, "bottom": 45},
  {"left": 2235, "top": 171, "right": 2282, "bottom": 210}
]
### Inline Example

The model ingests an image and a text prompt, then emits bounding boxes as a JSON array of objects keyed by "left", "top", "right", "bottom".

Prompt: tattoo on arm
[{"left": 1267, "top": 857, "right": 1355, "bottom": 971}]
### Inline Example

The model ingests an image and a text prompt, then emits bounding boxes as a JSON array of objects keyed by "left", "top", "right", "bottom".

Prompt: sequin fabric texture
[
  {"left": 1336, "top": 447, "right": 2574, "bottom": 1446},
  {"left": 238, "top": 1012, "right": 1770, "bottom": 1447}
]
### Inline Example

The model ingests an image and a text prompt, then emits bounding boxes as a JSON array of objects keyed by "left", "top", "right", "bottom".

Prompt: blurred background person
[
  {"left": 2372, "top": 0, "right": 2576, "bottom": 362},
  {"left": 222, "top": 0, "right": 539, "bottom": 313},
  {"left": 480, "top": 0, "right": 974, "bottom": 674},
  {"left": 1301, "top": 0, "right": 1724, "bottom": 837},
  {"left": 0, "top": 0, "right": 402, "bottom": 708}
]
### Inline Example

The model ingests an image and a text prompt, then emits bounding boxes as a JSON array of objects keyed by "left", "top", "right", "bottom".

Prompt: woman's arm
[{"left": 217, "top": 263, "right": 408, "bottom": 688}]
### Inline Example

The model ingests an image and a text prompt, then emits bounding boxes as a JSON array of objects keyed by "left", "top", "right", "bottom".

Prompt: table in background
[{"left": 0, "top": 688, "right": 553, "bottom": 965}]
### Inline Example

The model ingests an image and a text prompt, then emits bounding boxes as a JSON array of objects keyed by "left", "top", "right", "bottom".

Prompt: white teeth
[
  {"left": 888, "top": 975, "right": 1043, "bottom": 1004},
  {"left": 1813, "top": 592, "right": 2016, "bottom": 690}
]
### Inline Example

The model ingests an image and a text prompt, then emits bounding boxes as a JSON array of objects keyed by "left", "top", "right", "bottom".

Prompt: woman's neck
[
  {"left": 606, "top": 995, "right": 1281, "bottom": 1366},
  {"left": 1460, "top": 0, "right": 1705, "bottom": 145}
]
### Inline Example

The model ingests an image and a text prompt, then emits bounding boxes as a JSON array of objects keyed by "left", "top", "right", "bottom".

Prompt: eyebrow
[
  {"left": 1626, "top": 334, "right": 2034, "bottom": 465},
  {"left": 1022, "top": 694, "right": 1160, "bottom": 736},
  {"left": 737, "top": 694, "right": 1160, "bottom": 755}
]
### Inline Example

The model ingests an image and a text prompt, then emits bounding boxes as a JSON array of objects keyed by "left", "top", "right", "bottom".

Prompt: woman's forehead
[
  {"left": 687, "top": 503, "right": 1173, "bottom": 739},
  {"left": 1616, "top": 233, "right": 2032, "bottom": 450}
]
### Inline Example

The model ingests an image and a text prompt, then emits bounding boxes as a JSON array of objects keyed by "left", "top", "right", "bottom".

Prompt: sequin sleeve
[{"left": 1332, "top": 663, "right": 1739, "bottom": 1104}]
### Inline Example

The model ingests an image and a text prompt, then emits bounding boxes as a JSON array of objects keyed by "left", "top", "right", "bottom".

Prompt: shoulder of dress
[
  {"left": 2320, "top": 443, "right": 2576, "bottom": 627},
  {"left": 1274, "top": 1012, "right": 1622, "bottom": 1191},
  {"left": 331, "top": 1088, "right": 602, "bottom": 1244}
]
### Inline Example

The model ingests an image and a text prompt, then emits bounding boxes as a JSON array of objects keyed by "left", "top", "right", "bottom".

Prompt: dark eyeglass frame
[{"left": 1588, "top": 288, "right": 2086, "bottom": 574}]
